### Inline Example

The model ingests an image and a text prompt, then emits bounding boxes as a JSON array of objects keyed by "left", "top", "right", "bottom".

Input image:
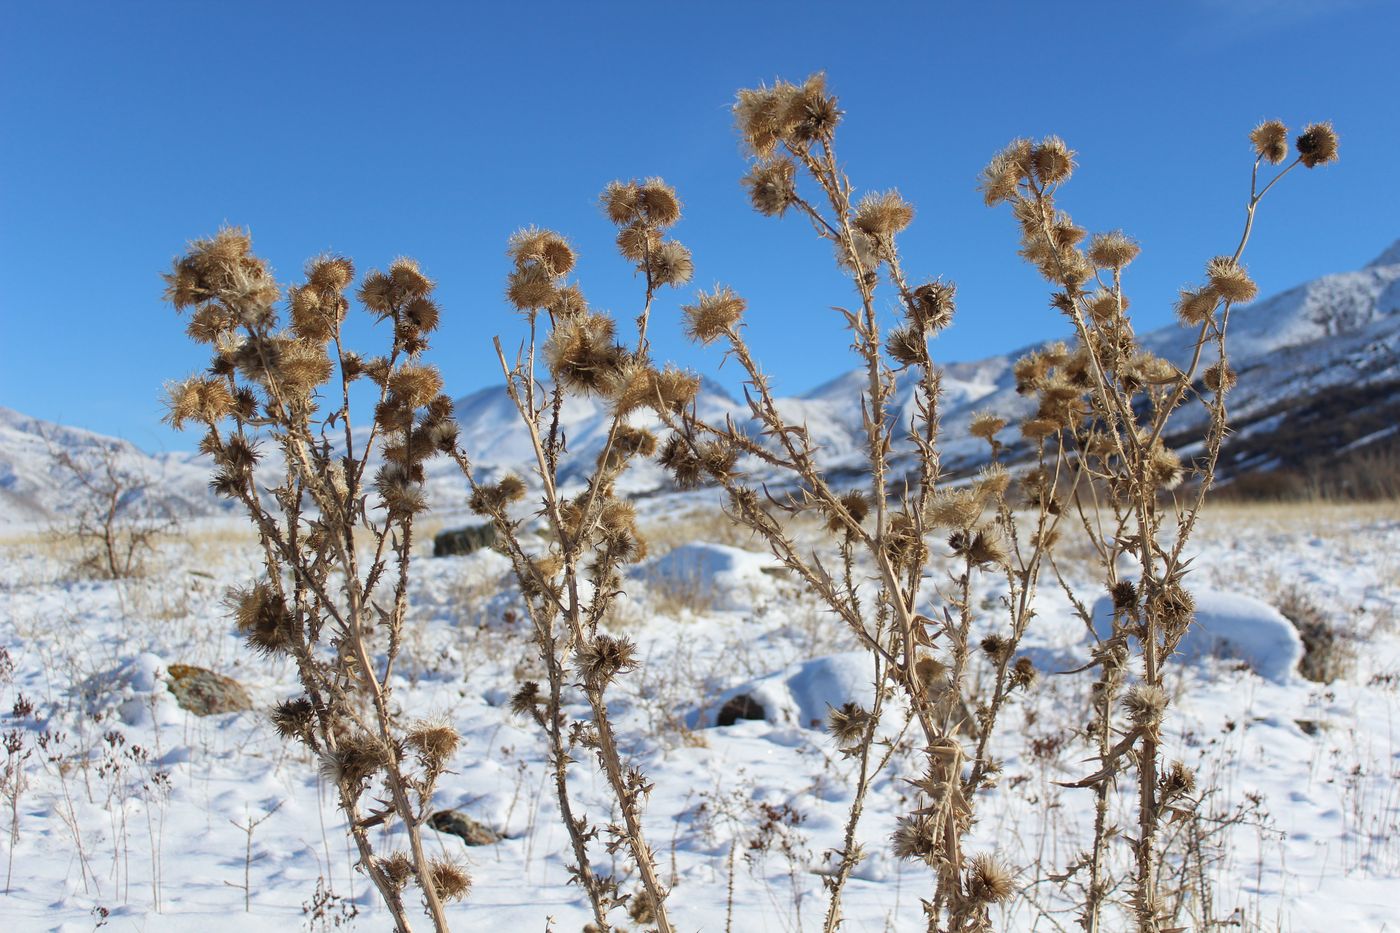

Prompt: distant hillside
[{"left": 7, "top": 238, "right": 1398, "bottom": 524}]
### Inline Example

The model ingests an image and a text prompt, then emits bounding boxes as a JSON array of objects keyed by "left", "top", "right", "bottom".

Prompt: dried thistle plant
[
  {"left": 162, "top": 229, "right": 461, "bottom": 932},
  {"left": 981, "top": 122, "right": 1336, "bottom": 931},
  {"left": 451, "top": 182, "right": 701, "bottom": 932},
  {"left": 654, "top": 75, "right": 1337, "bottom": 933}
]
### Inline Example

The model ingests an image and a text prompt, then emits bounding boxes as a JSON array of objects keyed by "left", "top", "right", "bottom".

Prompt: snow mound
[
  {"left": 632, "top": 542, "right": 776, "bottom": 611},
  {"left": 689, "top": 651, "right": 877, "bottom": 729},
  {"left": 1092, "top": 586, "right": 1303, "bottom": 683}
]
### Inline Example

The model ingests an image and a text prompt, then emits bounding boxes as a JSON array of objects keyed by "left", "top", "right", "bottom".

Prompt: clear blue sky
[{"left": 1, "top": 0, "right": 1393, "bottom": 451}]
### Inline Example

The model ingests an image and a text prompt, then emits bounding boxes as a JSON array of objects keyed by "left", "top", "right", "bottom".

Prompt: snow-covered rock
[
  {"left": 1092, "top": 586, "right": 1304, "bottom": 683},
  {"left": 631, "top": 542, "right": 777, "bottom": 611},
  {"left": 688, "top": 651, "right": 878, "bottom": 730}
]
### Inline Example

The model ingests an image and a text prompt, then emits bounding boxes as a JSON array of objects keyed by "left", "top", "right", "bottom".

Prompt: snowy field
[{"left": 1, "top": 500, "right": 1397, "bottom": 931}]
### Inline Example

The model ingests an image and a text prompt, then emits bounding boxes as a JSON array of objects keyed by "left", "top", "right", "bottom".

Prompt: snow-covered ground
[{"left": 1, "top": 499, "right": 1397, "bottom": 932}]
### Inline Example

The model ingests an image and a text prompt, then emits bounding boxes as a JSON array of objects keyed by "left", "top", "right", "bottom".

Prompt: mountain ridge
[{"left": 4, "top": 239, "right": 1398, "bottom": 525}]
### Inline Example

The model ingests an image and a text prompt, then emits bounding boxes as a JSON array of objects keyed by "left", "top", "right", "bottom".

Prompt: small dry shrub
[{"left": 1276, "top": 585, "right": 1355, "bottom": 683}]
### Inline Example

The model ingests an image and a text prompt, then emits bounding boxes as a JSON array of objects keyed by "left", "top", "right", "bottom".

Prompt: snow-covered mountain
[
  {"left": 0, "top": 407, "right": 227, "bottom": 526},
  {"left": 6, "top": 238, "right": 1398, "bottom": 526}
]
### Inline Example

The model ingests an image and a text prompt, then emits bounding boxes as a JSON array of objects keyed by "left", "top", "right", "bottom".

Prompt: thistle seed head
[
  {"left": 891, "top": 813, "right": 939, "bottom": 863},
  {"left": 854, "top": 190, "right": 914, "bottom": 238},
  {"left": 742, "top": 157, "right": 797, "bottom": 216},
  {"left": 378, "top": 852, "right": 414, "bottom": 891},
  {"left": 469, "top": 475, "right": 527, "bottom": 515},
  {"left": 508, "top": 227, "right": 576, "bottom": 277},
  {"left": 1124, "top": 683, "right": 1168, "bottom": 728},
  {"left": 602, "top": 180, "right": 643, "bottom": 225},
  {"left": 681, "top": 285, "right": 746, "bottom": 345},
  {"left": 1031, "top": 136, "right": 1076, "bottom": 185},
  {"left": 826, "top": 701, "right": 871, "bottom": 746},
  {"left": 428, "top": 857, "right": 472, "bottom": 902},
  {"left": 1175, "top": 286, "right": 1219, "bottom": 326},
  {"left": 1205, "top": 256, "right": 1258, "bottom": 304},
  {"left": 638, "top": 178, "right": 682, "bottom": 227},
  {"left": 545, "top": 312, "right": 625, "bottom": 395},
  {"left": 908, "top": 280, "right": 956, "bottom": 332},
  {"left": 886, "top": 323, "right": 928, "bottom": 368},
  {"left": 506, "top": 263, "right": 559, "bottom": 311},
  {"left": 1295, "top": 122, "right": 1339, "bottom": 168},
  {"left": 965, "top": 853, "right": 1015, "bottom": 904},
  {"left": 969, "top": 411, "right": 1006, "bottom": 442},
  {"left": 927, "top": 488, "right": 983, "bottom": 529},
  {"left": 645, "top": 240, "right": 694, "bottom": 288},
  {"left": 406, "top": 719, "right": 460, "bottom": 769},
  {"left": 1250, "top": 120, "right": 1289, "bottom": 165},
  {"left": 1088, "top": 230, "right": 1141, "bottom": 270},
  {"left": 227, "top": 582, "right": 295, "bottom": 656},
  {"left": 270, "top": 697, "right": 316, "bottom": 743},
  {"left": 615, "top": 222, "right": 661, "bottom": 262},
  {"left": 577, "top": 634, "right": 638, "bottom": 689}
]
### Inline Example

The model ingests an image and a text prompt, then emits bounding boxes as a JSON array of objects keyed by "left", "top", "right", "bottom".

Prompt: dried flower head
[
  {"left": 321, "top": 732, "right": 392, "bottom": 786},
  {"left": 1205, "top": 256, "right": 1258, "bottom": 304},
  {"left": 374, "top": 462, "right": 426, "bottom": 515},
  {"left": 509, "top": 681, "right": 542, "bottom": 718},
  {"left": 1111, "top": 579, "right": 1139, "bottom": 613},
  {"left": 965, "top": 853, "right": 1015, "bottom": 904},
  {"left": 1162, "top": 759, "right": 1197, "bottom": 799},
  {"left": 1009, "top": 656, "right": 1037, "bottom": 690},
  {"left": 506, "top": 263, "right": 559, "bottom": 311},
  {"left": 681, "top": 286, "right": 745, "bottom": 345},
  {"left": 469, "top": 475, "right": 526, "bottom": 515},
  {"left": 646, "top": 240, "right": 694, "bottom": 287},
  {"left": 1031, "top": 136, "right": 1076, "bottom": 185},
  {"left": 826, "top": 701, "right": 871, "bottom": 746},
  {"left": 602, "top": 179, "right": 643, "bottom": 225},
  {"left": 1250, "top": 120, "right": 1289, "bottom": 165},
  {"left": 742, "top": 157, "right": 797, "bottom": 217},
  {"left": 639, "top": 178, "right": 682, "bottom": 227},
  {"left": 547, "top": 283, "right": 589, "bottom": 319},
  {"left": 1295, "top": 122, "right": 1339, "bottom": 168},
  {"left": 428, "top": 856, "right": 472, "bottom": 902},
  {"left": 508, "top": 227, "right": 576, "bottom": 277},
  {"left": 979, "top": 139, "right": 1031, "bottom": 206},
  {"left": 1088, "top": 230, "right": 1141, "bottom": 270},
  {"left": 1125, "top": 683, "right": 1168, "bottom": 728},
  {"left": 854, "top": 190, "right": 914, "bottom": 238},
  {"left": 577, "top": 634, "right": 638, "bottom": 689},
  {"left": 407, "top": 719, "right": 460, "bottom": 768},
  {"left": 164, "top": 377, "right": 236, "bottom": 429},
  {"left": 1202, "top": 360, "right": 1237, "bottom": 393},
  {"left": 228, "top": 582, "right": 294, "bottom": 656},
  {"left": 886, "top": 323, "right": 928, "bottom": 368},
  {"left": 1175, "top": 286, "right": 1219, "bottom": 326},
  {"left": 378, "top": 852, "right": 415, "bottom": 891},
  {"left": 616, "top": 222, "right": 661, "bottom": 262},
  {"left": 658, "top": 433, "right": 704, "bottom": 489},
  {"left": 270, "top": 697, "right": 316, "bottom": 743},
  {"left": 927, "top": 488, "right": 983, "bottom": 529},
  {"left": 650, "top": 364, "right": 701, "bottom": 413},
  {"left": 891, "top": 813, "right": 939, "bottom": 863},
  {"left": 545, "top": 312, "right": 624, "bottom": 395},
  {"left": 969, "top": 411, "right": 1006, "bottom": 441},
  {"left": 908, "top": 280, "right": 956, "bottom": 332},
  {"left": 389, "top": 258, "right": 433, "bottom": 302}
]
